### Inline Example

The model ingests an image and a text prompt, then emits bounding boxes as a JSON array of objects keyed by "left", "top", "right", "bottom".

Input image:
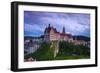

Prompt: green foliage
[
  {"left": 55, "top": 55, "right": 85, "bottom": 60},
  {"left": 76, "top": 45, "right": 90, "bottom": 56},
  {"left": 57, "top": 41, "right": 90, "bottom": 59},
  {"left": 24, "top": 41, "right": 90, "bottom": 61},
  {"left": 58, "top": 41, "right": 74, "bottom": 55},
  {"left": 25, "top": 42, "right": 54, "bottom": 61}
]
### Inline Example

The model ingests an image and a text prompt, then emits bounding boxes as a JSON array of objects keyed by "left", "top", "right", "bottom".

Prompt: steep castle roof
[{"left": 44, "top": 24, "right": 72, "bottom": 38}]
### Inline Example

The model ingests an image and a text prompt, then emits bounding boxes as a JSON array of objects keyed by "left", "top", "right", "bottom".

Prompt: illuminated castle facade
[{"left": 44, "top": 24, "right": 73, "bottom": 42}]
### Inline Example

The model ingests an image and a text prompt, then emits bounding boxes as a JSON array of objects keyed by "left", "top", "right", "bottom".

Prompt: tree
[{"left": 32, "top": 42, "right": 54, "bottom": 61}]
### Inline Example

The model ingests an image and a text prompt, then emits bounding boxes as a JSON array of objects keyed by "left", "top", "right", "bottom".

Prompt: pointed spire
[
  {"left": 49, "top": 24, "right": 50, "bottom": 28},
  {"left": 62, "top": 26, "right": 65, "bottom": 34}
]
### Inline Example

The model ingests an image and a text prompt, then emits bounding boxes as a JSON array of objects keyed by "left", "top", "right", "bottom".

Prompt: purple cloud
[{"left": 24, "top": 11, "right": 90, "bottom": 37}]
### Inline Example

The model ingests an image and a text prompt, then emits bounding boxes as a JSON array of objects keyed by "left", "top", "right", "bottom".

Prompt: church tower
[{"left": 62, "top": 27, "right": 65, "bottom": 34}]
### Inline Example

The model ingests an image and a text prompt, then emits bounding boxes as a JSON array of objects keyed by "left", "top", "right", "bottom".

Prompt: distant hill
[
  {"left": 24, "top": 35, "right": 90, "bottom": 42},
  {"left": 73, "top": 36, "right": 90, "bottom": 42},
  {"left": 24, "top": 35, "right": 44, "bottom": 40},
  {"left": 24, "top": 36, "right": 34, "bottom": 41}
]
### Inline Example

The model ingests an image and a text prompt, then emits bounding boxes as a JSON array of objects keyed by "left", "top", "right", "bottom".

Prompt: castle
[
  {"left": 44, "top": 24, "right": 73, "bottom": 42},
  {"left": 24, "top": 24, "right": 90, "bottom": 57},
  {"left": 24, "top": 24, "right": 90, "bottom": 46}
]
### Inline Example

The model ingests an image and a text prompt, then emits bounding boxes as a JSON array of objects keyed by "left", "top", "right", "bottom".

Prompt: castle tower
[
  {"left": 49, "top": 24, "right": 50, "bottom": 28},
  {"left": 62, "top": 27, "right": 65, "bottom": 34}
]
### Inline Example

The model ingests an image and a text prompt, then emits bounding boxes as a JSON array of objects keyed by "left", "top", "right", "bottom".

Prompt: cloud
[
  {"left": 24, "top": 11, "right": 90, "bottom": 37},
  {"left": 24, "top": 24, "right": 45, "bottom": 36},
  {"left": 39, "top": 13, "right": 90, "bottom": 35}
]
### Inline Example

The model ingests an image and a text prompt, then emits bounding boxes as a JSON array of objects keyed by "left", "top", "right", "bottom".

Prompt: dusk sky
[{"left": 24, "top": 11, "right": 90, "bottom": 37}]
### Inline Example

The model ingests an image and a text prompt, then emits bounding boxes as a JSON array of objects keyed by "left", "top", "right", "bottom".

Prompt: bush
[
  {"left": 24, "top": 41, "right": 90, "bottom": 61},
  {"left": 25, "top": 42, "right": 54, "bottom": 61}
]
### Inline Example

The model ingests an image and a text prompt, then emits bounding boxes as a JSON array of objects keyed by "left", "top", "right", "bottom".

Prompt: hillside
[
  {"left": 73, "top": 36, "right": 90, "bottom": 42},
  {"left": 24, "top": 41, "right": 90, "bottom": 61}
]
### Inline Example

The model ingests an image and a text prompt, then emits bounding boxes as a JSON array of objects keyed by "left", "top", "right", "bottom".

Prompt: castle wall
[
  {"left": 44, "top": 25, "right": 73, "bottom": 42},
  {"left": 50, "top": 29, "right": 57, "bottom": 41}
]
